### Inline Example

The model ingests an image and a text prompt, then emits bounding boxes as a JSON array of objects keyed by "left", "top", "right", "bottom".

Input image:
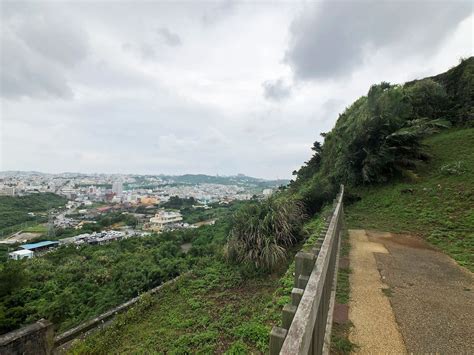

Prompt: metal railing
[{"left": 270, "top": 185, "right": 344, "bottom": 355}]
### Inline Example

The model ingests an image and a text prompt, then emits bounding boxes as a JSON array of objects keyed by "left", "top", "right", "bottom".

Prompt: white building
[
  {"left": 112, "top": 181, "right": 123, "bottom": 197},
  {"left": 9, "top": 250, "right": 34, "bottom": 260},
  {"left": 149, "top": 210, "right": 183, "bottom": 231},
  {"left": 0, "top": 186, "right": 15, "bottom": 196}
]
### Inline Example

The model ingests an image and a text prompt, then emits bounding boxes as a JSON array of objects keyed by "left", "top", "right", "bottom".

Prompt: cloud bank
[
  {"left": 285, "top": 0, "right": 472, "bottom": 80},
  {"left": 1, "top": 1, "right": 472, "bottom": 178}
]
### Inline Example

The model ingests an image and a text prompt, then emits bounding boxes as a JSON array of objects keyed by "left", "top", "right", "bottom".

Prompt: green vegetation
[
  {"left": 159, "top": 174, "right": 288, "bottom": 187},
  {"left": 161, "top": 196, "right": 197, "bottom": 209},
  {"left": 330, "top": 323, "right": 357, "bottom": 355},
  {"left": 381, "top": 288, "right": 394, "bottom": 297},
  {"left": 226, "top": 196, "right": 305, "bottom": 270},
  {"left": 22, "top": 224, "right": 48, "bottom": 233},
  {"left": 346, "top": 128, "right": 474, "bottom": 271},
  {"left": 0, "top": 193, "right": 66, "bottom": 236},
  {"left": 289, "top": 57, "right": 473, "bottom": 214},
  {"left": 70, "top": 259, "right": 279, "bottom": 354},
  {"left": 335, "top": 233, "right": 351, "bottom": 305},
  {"left": 69, "top": 212, "right": 325, "bottom": 354},
  {"left": 180, "top": 203, "right": 236, "bottom": 225},
  {"left": 0, "top": 220, "right": 230, "bottom": 334},
  {"left": 406, "top": 56, "right": 473, "bottom": 125},
  {"left": 331, "top": 229, "right": 357, "bottom": 354}
]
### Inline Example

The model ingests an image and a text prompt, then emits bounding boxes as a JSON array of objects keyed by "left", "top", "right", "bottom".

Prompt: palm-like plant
[
  {"left": 359, "top": 117, "right": 451, "bottom": 182},
  {"left": 226, "top": 197, "right": 305, "bottom": 271}
]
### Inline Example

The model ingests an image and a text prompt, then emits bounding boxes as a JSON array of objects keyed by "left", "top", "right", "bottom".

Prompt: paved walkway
[
  {"left": 348, "top": 229, "right": 474, "bottom": 354},
  {"left": 348, "top": 229, "right": 406, "bottom": 353}
]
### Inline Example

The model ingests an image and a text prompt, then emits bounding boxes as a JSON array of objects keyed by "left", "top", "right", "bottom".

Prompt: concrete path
[
  {"left": 348, "top": 229, "right": 406, "bottom": 353},
  {"left": 348, "top": 229, "right": 474, "bottom": 354}
]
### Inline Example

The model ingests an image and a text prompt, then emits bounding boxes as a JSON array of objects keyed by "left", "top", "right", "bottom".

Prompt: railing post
[
  {"left": 270, "top": 327, "right": 287, "bottom": 355},
  {"left": 297, "top": 275, "right": 310, "bottom": 289},
  {"left": 294, "top": 252, "right": 315, "bottom": 287},
  {"left": 282, "top": 304, "right": 297, "bottom": 329},
  {"left": 291, "top": 288, "right": 304, "bottom": 306}
]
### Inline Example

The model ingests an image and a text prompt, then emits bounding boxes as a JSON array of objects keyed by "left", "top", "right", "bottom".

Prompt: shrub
[{"left": 226, "top": 196, "right": 305, "bottom": 271}]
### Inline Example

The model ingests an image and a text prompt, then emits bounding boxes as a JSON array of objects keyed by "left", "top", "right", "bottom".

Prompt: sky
[{"left": 0, "top": 0, "right": 472, "bottom": 179}]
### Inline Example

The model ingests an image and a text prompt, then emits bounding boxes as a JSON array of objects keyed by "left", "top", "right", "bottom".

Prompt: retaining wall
[
  {"left": 0, "top": 276, "right": 181, "bottom": 355},
  {"left": 0, "top": 319, "right": 54, "bottom": 355}
]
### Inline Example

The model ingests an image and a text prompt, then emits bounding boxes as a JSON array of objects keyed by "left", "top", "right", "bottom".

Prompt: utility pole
[{"left": 47, "top": 210, "right": 55, "bottom": 239}]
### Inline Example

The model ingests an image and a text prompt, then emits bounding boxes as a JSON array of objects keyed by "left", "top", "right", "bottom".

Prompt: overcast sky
[{"left": 1, "top": 0, "right": 472, "bottom": 179}]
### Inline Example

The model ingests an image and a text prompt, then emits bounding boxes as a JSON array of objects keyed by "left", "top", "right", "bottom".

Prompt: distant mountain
[
  {"left": 159, "top": 174, "right": 289, "bottom": 187},
  {"left": 0, "top": 171, "right": 289, "bottom": 187}
]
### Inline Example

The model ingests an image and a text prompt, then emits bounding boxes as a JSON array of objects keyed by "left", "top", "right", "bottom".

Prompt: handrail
[{"left": 270, "top": 185, "right": 344, "bottom": 355}]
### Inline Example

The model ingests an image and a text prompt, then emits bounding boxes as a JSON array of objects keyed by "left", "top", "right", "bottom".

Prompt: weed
[{"left": 381, "top": 288, "right": 394, "bottom": 297}]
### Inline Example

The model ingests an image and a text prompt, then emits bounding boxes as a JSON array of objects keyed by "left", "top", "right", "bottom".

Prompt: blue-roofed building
[{"left": 20, "top": 241, "right": 59, "bottom": 251}]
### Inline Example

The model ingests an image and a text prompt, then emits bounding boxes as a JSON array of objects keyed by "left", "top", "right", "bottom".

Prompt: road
[{"left": 348, "top": 229, "right": 474, "bottom": 354}]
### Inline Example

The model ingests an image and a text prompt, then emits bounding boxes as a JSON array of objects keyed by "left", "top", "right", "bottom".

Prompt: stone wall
[
  {"left": 0, "top": 275, "right": 183, "bottom": 354},
  {"left": 0, "top": 319, "right": 54, "bottom": 355}
]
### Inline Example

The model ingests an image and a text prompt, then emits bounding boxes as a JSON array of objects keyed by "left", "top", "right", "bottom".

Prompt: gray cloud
[
  {"left": 1, "top": 1, "right": 471, "bottom": 178},
  {"left": 17, "top": 16, "right": 88, "bottom": 67},
  {"left": 201, "top": 0, "right": 237, "bottom": 25},
  {"left": 262, "top": 78, "right": 292, "bottom": 101},
  {"left": 0, "top": 33, "right": 74, "bottom": 99},
  {"left": 157, "top": 27, "right": 182, "bottom": 47},
  {"left": 0, "top": 9, "right": 88, "bottom": 99},
  {"left": 123, "top": 42, "right": 158, "bottom": 60},
  {"left": 285, "top": 0, "right": 473, "bottom": 80}
]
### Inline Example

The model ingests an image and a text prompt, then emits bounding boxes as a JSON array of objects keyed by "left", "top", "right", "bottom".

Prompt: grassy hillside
[
  {"left": 289, "top": 57, "right": 473, "bottom": 216},
  {"left": 68, "top": 213, "right": 327, "bottom": 354},
  {"left": 346, "top": 128, "right": 474, "bottom": 271},
  {"left": 0, "top": 193, "right": 67, "bottom": 236},
  {"left": 70, "top": 259, "right": 278, "bottom": 354}
]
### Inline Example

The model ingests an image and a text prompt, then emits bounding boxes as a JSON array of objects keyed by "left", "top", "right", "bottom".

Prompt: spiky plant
[{"left": 226, "top": 197, "right": 305, "bottom": 271}]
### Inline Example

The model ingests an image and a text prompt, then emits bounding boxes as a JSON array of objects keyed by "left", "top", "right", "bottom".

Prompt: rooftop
[{"left": 20, "top": 241, "right": 59, "bottom": 250}]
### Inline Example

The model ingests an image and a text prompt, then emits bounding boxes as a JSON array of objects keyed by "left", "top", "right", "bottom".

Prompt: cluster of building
[
  {"left": 2, "top": 172, "right": 282, "bottom": 260},
  {"left": 0, "top": 185, "right": 15, "bottom": 196},
  {"left": 59, "top": 230, "right": 128, "bottom": 245},
  {"left": 0, "top": 172, "right": 273, "bottom": 204},
  {"left": 8, "top": 241, "right": 59, "bottom": 260},
  {"left": 8, "top": 229, "right": 153, "bottom": 260}
]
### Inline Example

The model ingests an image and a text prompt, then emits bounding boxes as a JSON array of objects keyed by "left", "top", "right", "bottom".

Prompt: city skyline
[{"left": 0, "top": 169, "right": 287, "bottom": 181}]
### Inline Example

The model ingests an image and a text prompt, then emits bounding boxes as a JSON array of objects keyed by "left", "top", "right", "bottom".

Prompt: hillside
[
  {"left": 0, "top": 193, "right": 66, "bottom": 236},
  {"left": 289, "top": 57, "right": 473, "bottom": 215},
  {"left": 68, "top": 213, "right": 327, "bottom": 354},
  {"left": 160, "top": 174, "right": 289, "bottom": 187},
  {"left": 65, "top": 58, "right": 474, "bottom": 354},
  {"left": 346, "top": 128, "right": 474, "bottom": 271}
]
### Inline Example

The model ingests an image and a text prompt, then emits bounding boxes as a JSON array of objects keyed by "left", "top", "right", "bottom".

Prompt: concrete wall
[
  {"left": 0, "top": 275, "right": 183, "bottom": 354},
  {"left": 54, "top": 275, "right": 182, "bottom": 347},
  {"left": 0, "top": 319, "right": 54, "bottom": 355}
]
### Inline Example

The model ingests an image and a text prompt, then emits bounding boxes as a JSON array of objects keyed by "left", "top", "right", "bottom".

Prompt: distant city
[
  {"left": 0, "top": 171, "right": 287, "bottom": 203},
  {"left": 0, "top": 171, "right": 288, "bottom": 259}
]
